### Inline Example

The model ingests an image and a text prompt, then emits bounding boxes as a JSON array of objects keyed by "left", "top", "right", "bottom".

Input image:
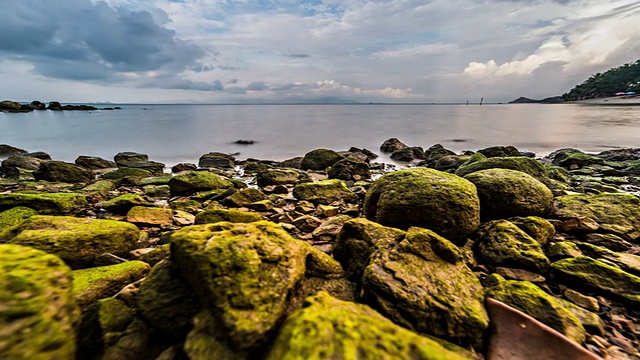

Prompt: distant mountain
[
  {"left": 509, "top": 96, "right": 564, "bottom": 104},
  {"left": 563, "top": 59, "right": 640, "bottom": 101}
]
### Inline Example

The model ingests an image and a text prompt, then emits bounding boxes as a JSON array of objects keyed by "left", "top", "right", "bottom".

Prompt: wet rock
[
  {"left": 464, "top": 169, "right": 552, "bottom": 221},
  {"left": 171, "top": 163, "right": 197, "bottom": 173},
  {"left": 300, "top": 148, "right": 345, "bottom": 171},
  {"left": 564, "top": 288, "right": 599, "bottom": 312},
  {"left": 363, "top": 168, "right": 480, "bottom": 244},
  {"left": 277, "top": 157, "right": 303, "bottom": 169},
  {"left": 380, "top": 137, "right": 408, "bottom": 153},
  {"left": 266, "top": 292, "right": 471, "bottom": 360},
  {"left": 26, "top": 151, "right": 52, "bottom": 160},
  {"left": 2, "top": 155, "right": 44, "bottom": 171},
  {"left": 293, "top": 179, "right": 358, "bottom": 205},
  {"left": 584, "top": 233, "right": 633, "bottom": 252},
  {"left": 477, "top": 145, "right": 521, "bottom": 158},
  {"left": 327, "top": 156, "right": 371, "bottom": 181},
  {"left": 114, "top": 152, "right": 165, "bottom": 175},
  {"left": 547, "top": 242, "right": 583, "bottom": 261},
  {"left": 168, "top": 171, "right": 233, "bottom": 196},
  {"left": 194, "top": 208, "right": 263, "bottom": 224},
  {"left": 0, "top": 244, "right": 80, "bottom": 359},
  {"left": 597, "top": 148, "right": 640, "bottom": 161},
  {"left": 0, "top": 192, "right": 88, "bottom": 214},
  {"left": 390, "top": 146, "right": 425, "bottom": 162},
  {"left": 558, "top": 299, "right": 606, "bottom": 336},
  {"left": 235, "top": 140, "right": 255, "bottom": 145},
  {"left": 574, "top": 242, "right": 640, "bottom": 276},
  {"left": 495, "top": 267, "right": 546, "bottom": 283},
  {"left": 101, "top": 168, "right": 153, "bottom": 182},
  {"left": 549, "top": 149, "right": 605, "bottom": 169},
  {"left": 33, "top": 160, "right": 95, "bottom": 183},
  {"left": 0, "top": 100, "right": 24, "bottom": 112},
  {"left": 75, "top": 156, "right": 117, "bottom": 169},
  {"left": 198, "top": 152, "right": 235, "bottom": 169},
  {"left": 82, "top": 180, "right": 117, "bottom": 200},
  {"left": 431, "top": 154, "right": 471, "bottom": 172},
  {"left": 7, "top": 215, "right": 141, "bottom": 268},
  {"left": 0, "top": 144, "right": 26, "bottom": 156}
]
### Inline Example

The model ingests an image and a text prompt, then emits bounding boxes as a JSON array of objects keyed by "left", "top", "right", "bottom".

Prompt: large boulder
[
  {"left": 292, "top": 179, "right": 358, "bottom": 205},
  {"left": 0, "top": 144, "right": 26, "bottom": 157},
  {"left": 362, "top": 227, "right": 489, "bottom": 347},
  {"left": 549, "top": 149, "right": 604, "bottom": 169},
  {"left": 168, "top": 171, "right": 233, "bottom": 196},
  {"left": 75, "top": 155, "right": 117, "bottom": 169},
  {"left": 455, "top": 156, "right": 550, "bottom": 186},
  {"left": 34, "top": 161, "right": 95, "bottom": 183},
  {"left": 114, "top": 152, "right": 165, "bottom": 174},
  {"left": 0, "top": 192, "right": 88, "bottom": 214},
  {"left": 0, "top": 244, "right": 80, "bottom": 359},
  {"left": 170, "top": 221, "right": 320, "bottom": 357},
  {"left": 363, "top": 168, "right": 479, "bottom": 243},
  {"left": 553, "top": 193, "right": 640, "bottom": 242},
  {"left": 0, "top": 206, "right": 38, "bottom": 240},
  {"left": 472, "top": 220, "right": 550, "bottom": 274},
  {"left": 464, "top": 168, "right": 552, "bottom": 221},
  {"left": 485, "top": 277, "right": 586, "bottom": 344},
  {"left": 327, "top": 156, "right": 371, "bottom": 181},
  {"left": 198, "top": 152, "right": 235, "bottom": 169},
  {"left": 7, "top": 216, "right": 141, "bottom": 268},
  {"left": 2, "top": 155, "right": 43, "bottom": 171},
  {"left": 477, "top": 145, "right": 521, "bottom": 158},
  {"left": 300, "top": 149, "right": 345, "bottom": 171},
  {"left": 380, "top": 138, "right": 409, "bottom": 153},
  {"left": 266, "top": 292, "right": 471, "bottom": 360}
]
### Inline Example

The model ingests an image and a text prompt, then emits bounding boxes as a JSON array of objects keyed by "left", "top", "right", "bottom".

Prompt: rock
[
  {"left": 101, "top": 318, "right": 152, "bottom": 360},
  {"left": 101, "top": 167, "right": 153, "bottom": 182},
  {"left": 380, "top": 137, "right": 409, "bottom": 153},
  {"left": 266, "top": 292, "right": 471, "bottom": 360},
  {"left": 363, "top": 168, "right": 480, "bottom": 243},
  {"left": 235, "top": 140, "right": 255, "bottom": 145},
  {"left": 495, "top": 267, "right": 546, "bottom": 282},
  {"left": 464, "top": 168, "right": 553, "bottom": 221},
  {"left": 421, "top": 144, "right": 457, "bottom": 166},
  {"left": 0, "top": 100, "right": 23, "bottom": 111},
  {"left": 574, "top": 242, "right": 640, "bottom": 276},
  {"left": 171, "top": 221, "right": 314, "bottom": 357},
  {"left": 477, "top": 145, "right": 521, "bottom": 158},
  {"left": 485, "top": 278, "right": 586, "bottom": 344},
  {"left": 547, "top": 242, "right": 583, "bottom": 261},
  {"left": 597, "top": 148, "right": 640, "bottom": 161},
  {"left": 249, "top": 200, "right": 273, "bottom": 212},
  {"left": 168, "top": 171, "right": 233, "bottom": 196},
  {"left": 584, "top": 233, "right": 633, "bottom": 252},
  {"left": 292, "top": 215, "right": 323, "bottom": 233},
  {"left": 473, "top": 220, "right": 550, "bottom": 274},
  {"left": 33, "top": 160, "right": 95, "bottom": 183},
  {"left": 75, "top": 155, "right": 117, "bottom": 169},
  {"left": 347, "top": 146, "right": 378, "bottom": 160},
  {"left": 278, "top": 157, "right": 303, "bottom": 169},
  {"left": 127, "top": 206, "right": 173, "bottom": 226},
  {"left": 171, "top": 163, "right": 197, "bottom": 173},
  {"left": 26, "top": 151, "right": 52, "bottom": 160},
  {"left": 114, "top": 152, "right": 165, "bottom": 174},
  {"left": 7, "top": 215, "right": 141, "bottom": 268},
  {"left": 455, "top": 156, "right": 551, "bottom": 186},
  {"left": 508, "top": 216, "right": 555, "bottom": 246},
  {"left": 194, "top": 208, "right": 263, "bottom": 224},
  {"left": 256, "top": 168, "right": 302, "bottom": 187},
  {"left": 327, "top": 156, "right": 371, "bottom": 180},
  {"left": 82, "top": 180, "right": 117, "bottom": 200},
  {"left": 431, "top": 154, "right": 471, "bottom": 172},
  {"left": 48, "top": 101, "right": 63, "bottom": 110},
  {"left": 293, "top": 179, "right": 358, "bottom": 205},
  {"left": 76, "top": 298, "right": 134, "bottom": 359},
  {"left": 138, "top": 244, "right": 171, "bottom": 266},
  {"left": 28, "top": 100, "right": 46, "bottom": 110},
  {"left": 0, "top": 206, "right": 38, "bottom": 240},
  {"left": 102, "top": 194, "right": 151, "bottom": 214},
  {"left": 72, "top": 261, "right": 150, "bottom": 310},
  {"left": 390, "top": 147, "right": 425, "bottom": 162},
  {"left": 551, "top": 256, "right": 640, "bottom": 307},
  {"left": 143, "top": 184, "right": 171, "bottom": 198},
  {"left": 549, "top": 149, "right": 604, "bottom": 169},
  {"left": 222, "top": 188, "right": 268, "bottom": 207},
  {"left": 137, "top": 175, "right": 173, "bottom": 186},
  {"left": 0, "top": 192, "right": 88, "bottom": 214},
  {"left": 300, "top": 148, "right": 345, "bottom": 171},
  {"left": 362, "top": 227, "right": 489, "bottom": 347},
  {"left": 0, "top": 244, "right": 80, "bottom": 359},
  {"left": 136, "top": 260, "right": 201, "bottom": 336},
  {"left": 558, "top": 299, "right": 606, "bottom": 336},
  {"left": 334, "top": 218, "right": 406, "bottom": 281},
  {"left": 2, "top": 155, "right": 43, "bottom": 171},
  {"left": 553, "top": 193, "right": 640, "bottom": 241},
  {"left": 198, "top": 152, "right": 235, "bottom": 169},
  {"left": 0, "top": 144, "right": 26, "bottom": 156},
  {"left": 564, "top": 288, "right": 599, "bottom": 312}
]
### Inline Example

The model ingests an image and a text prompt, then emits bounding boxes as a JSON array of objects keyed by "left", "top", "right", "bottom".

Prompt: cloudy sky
[{"left": 1, "top": 0, "right": 639, "bottom": 103}]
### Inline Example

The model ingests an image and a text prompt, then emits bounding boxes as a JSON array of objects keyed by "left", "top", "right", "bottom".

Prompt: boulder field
[{"left": 0, "top": 142, "right": 639, "bottom": 359}]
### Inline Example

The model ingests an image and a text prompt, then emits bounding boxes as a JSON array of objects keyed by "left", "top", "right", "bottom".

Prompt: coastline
[{"left": 573, "top": 96, "right": 640, "bottom": 106}]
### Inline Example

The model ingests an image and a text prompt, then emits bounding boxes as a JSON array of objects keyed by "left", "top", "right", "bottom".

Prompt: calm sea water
[{"left": 2, "top": 104, "right": 640, "bottom": 167}]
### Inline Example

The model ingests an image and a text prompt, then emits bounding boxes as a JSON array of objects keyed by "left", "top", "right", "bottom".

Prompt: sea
[{"left": 2, "top": 103, "right": 640, "bottom": 167}]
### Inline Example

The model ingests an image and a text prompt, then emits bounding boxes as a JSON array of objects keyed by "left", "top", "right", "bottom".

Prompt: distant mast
[{"left": 480, "top": 97, "right": 484, "bottom": 105}]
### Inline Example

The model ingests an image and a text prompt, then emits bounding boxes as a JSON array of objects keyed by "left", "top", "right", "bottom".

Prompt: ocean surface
[{"left": 2, "top": 103, "right": 640, "bottom": 167}]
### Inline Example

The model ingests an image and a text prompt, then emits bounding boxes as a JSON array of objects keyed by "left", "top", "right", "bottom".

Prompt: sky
[{"left": 0, "top": 0, "right": 639, "bottom": 104}]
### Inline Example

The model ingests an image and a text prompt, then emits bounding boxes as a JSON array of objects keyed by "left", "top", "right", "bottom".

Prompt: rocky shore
[
  {"left": 0, "top": 100, "right": 121, "bottom": 113},
  {"left": 1, "top": 139, "right": 640, "bottom": 359}
]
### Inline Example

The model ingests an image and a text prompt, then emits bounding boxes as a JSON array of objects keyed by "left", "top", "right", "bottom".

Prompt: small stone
[
  {"left": 564, "top": 288, "right": 599, "bottom": 312},
  {"left": 173, "top": 210, "right": 195, "bottom": 226},
  {"left": 317, "top": 205, "right": 339, "bottom": 217},
  {"left": 126, "top": 206, "right": 173, "bottom": 226},
  {"left": 292, "top": 215, "right": 323, "bottom": 233},
  {"left": 495, "top": 267, "right": 546, "bottom": 283},
  {"left": 249, "top": 199, "right": 274, "bottom": 212}
]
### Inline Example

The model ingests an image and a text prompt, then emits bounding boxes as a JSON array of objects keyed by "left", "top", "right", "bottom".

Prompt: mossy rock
[
  {"left": 551, "top": 256, "right": 640, "bottom": 306},
  {"left": 222, "top": 188, "right": 267, "bottom": 208},
  {"left": 34, "top": 160, "right": 95, "bottom": 183},
  {"left": 7, "top": 215, "right": 141, "bottom": 268},
  {"left": 256, "top": 168, "right": 300, "bottom": 187},
  {"left": 362, "top": 227, "right": 489, "bottom": 348},
  {"left": 76, "top": 298, "right": 134, "bottom": 359},
  {"left": 0, "top": 244, "right": 80, "bottom": 359},
  {"left": 266, "top": 292, "right": 472, "bottom": 360},
  {"left": 0, "top": 206, "right": 38, "bottom": 241},
  {"left": 82, "top": 180, "right": 116, "bottom": 199},
  {"left": 464, "top": 169, "right": 552, "bottom": 221},
  {"left": 138, "top": 243, "right": 171, "bottom": 266},
  {"left": 327, "top": 156, "right": 371, "bottom": 180},
  {"left": 168, "top": 171, "right": 233, "bottom": 196},
  {"left": 169, "top": 199, "right": 201, "bottom": 213},
  {"left": 485, "top": 279, "right": 586, "bottom": 344},
  {"left": 363, "top": 168, "right": 479, "bottom": 243},
  {"left": 0, "top": 192, "right": 88, "bottom": 214},
  {"left": 584, "top": 233, "right": 633, "bottom": 252},
  {"left": 137, "top": 175, "right": 173, "bottom": 186},
  {"left": 547, "top": 242, "right": 583, "bottom": 261},
  {"left": 292, "top": 179, "right": 358, "bottom": 205},
  {"left": 477, "top": 145, "right": 521, "bottom": 158},
  {"left": 300, "top": 149, "right": 345, "bottom": 171},
  {"left": 455, "top": 156, "right": 550, "bottom": 186},
  {"left": 142, "top": 184, "right": 171, "bottom": 198},
  {"left": 101, "top": 167, "right": 152, "bottom": 181},
  {"left": 473, "top": 220, "right": 550, "bottom": 274},
  {"left": 171, "top": 221, "right": 314, "bottom": 356},
  {"left": 550, "top": 149, "right": 604, "bottom": 169},
  {"left": 194, "top": 208, "right": 263, "bottom": 224},
  {"left": 553, "top": 193, "right": 640, "bottom": 241},
  {"left": 73, "top": 261, "right": 151, "bottom": 310},
  {"left": 333, "top": 218, "right": 406, "bottom": 282},
  {"left": 136, "top": 260, "right": 201, "bottom": 337},
  {"left": 572, "top": 242, "right": 640, "bottom": 277},
  {"left": 508, "top": 216, "right": 555, "bottom": 246},
  {"left": 126, "top": 206, "right": 174, "bottom": 226},
  {"left": 102, "top": 194, "right": 152, "bottom": 214}
]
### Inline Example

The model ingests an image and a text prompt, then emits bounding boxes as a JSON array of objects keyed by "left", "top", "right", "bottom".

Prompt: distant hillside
[
  {"left": 509, "top": 96, "right": 564, "bottom": 104},
  {"left": 563, "top": 59, "right": 640, "bottom": 101}
]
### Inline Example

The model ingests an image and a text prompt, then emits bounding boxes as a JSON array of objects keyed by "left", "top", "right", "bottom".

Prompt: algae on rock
[
  {"left": 0, "top": 206, "right": 38, "bottom": 240},
  {"left": 194, "top": 208, "right": 263, "bottom": 224},
  {"left": 292, "top": 179, "right": 359, "bottom": 205},
  {"left": 0, "top": 192, "right": 87, "bottom": 214}
]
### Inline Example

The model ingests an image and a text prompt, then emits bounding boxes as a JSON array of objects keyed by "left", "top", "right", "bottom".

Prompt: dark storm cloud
[{"left": 0, "top": 0, "right": 204, "bottom": 82}]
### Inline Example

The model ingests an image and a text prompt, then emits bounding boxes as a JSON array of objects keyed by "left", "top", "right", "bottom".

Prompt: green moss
[
  {"left": 364, "top": 168, "right": 479, "bottom": 243},
  {"left": 73, "top": 261, "right": 150, "bottom": 310},
  {"left": 0, "top": 206, "right": 38, "bottom": 241},
  {"left": 256, "top": 169, "right": 300, "bottom": 187},
  {"left": 305, "top": 247, "right": 344, "bottom": 279},
  {"left": 137, "top": 175, "right": 173, "bottom": 186},
  {"left": 455, "top": 156, "right": 551, "bottom": 186},
  {"left": 486, "top": 279, "right": 586, "bottom": 344},
  {"left": 102, "top": 194, "right": 151, "bottom": 214},
  {"left": 552, "top": 256, "right": 640, "bottom": 306},
  {"left": 8, "top": 215, "right": 141, "bottom": 268},
  {"left": 101, "top": 168, "right": 152, "bottom": 181},
  {"left": 464, "top": 169, "right": 552, "bottom": 221},
  {"left": 547, "top": 242, "right": 583, "bottom": 261},
  {"left": 508, "top": 216, "right": 555, "bottom": 246},
  {"left": 292, "top": 179, "right": 358, "bottom": 205},
  {"left": 222, "top": 188, "right": 268, "bottom": 208},
  {"left": 266, "top": 292, "right": 472, "bottom": 360},
  {"left": 194, "top": 208, "right": 263, "bottom": 224},
  {"left": 126, "top": 206, "right": 173, "bottom": 226},
  {"left": 138, "top": 244, "right": 171, "bottom": 266},
  {"left": 82, "top": 180, "right": 116, "bottom": 198},
  {"left": 169, "top": 199, "right": 201, "bottom": 212},
  {"left": 0, "top": 244, "right": 80, "bottom": 360},
  {"left": 168, "top": 171, "right": 233, "bottom": 196},
  {"left": 300, "top": 149, "right": 345, "bottom": 171},
  {"left": 76, "top": 298, "right": 134, "bottom": 360},
  {"left": 0, "top": 192, "right": 88, "bottom": 214}
]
